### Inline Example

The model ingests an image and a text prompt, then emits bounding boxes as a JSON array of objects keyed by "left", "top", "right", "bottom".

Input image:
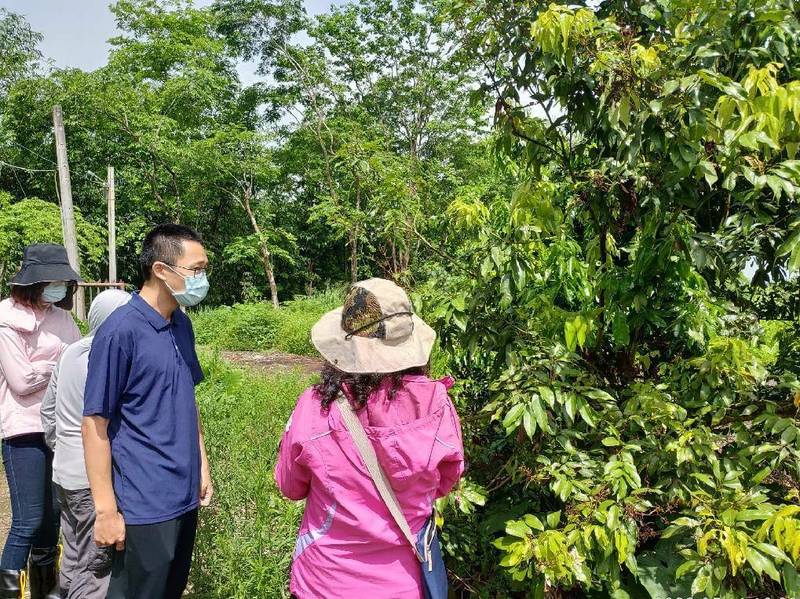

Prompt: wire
[
  {"left": 8, "top": 135, "right": 118, "bottom": 191},
  {"left": 9, "top": 139, "right": 57, "bottom": 166},
  {"left": 0, "top": 160, "right": 56, "bottom": 173},
  {"left": 81, "top": 169, "right": 106, "bottom": 186}
]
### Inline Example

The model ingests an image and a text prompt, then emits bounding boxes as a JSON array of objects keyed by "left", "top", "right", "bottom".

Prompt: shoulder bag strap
[{"left": 335, "top": 393, "right": 424, "bottom": 562}]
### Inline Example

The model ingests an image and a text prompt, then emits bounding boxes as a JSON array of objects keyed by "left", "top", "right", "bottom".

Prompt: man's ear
[{"left": 151, "top": 261, "right": 168, "bottom": 282}]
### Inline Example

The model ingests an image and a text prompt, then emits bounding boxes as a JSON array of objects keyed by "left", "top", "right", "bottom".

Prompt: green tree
[
  {"left": 0, "top": 192, "right": 105, "bottom": 294},
  {"left": 0, "top": 9, "right": 41, "bottom": 96},
  {"left": 426, "top": 0, "right": 800, "bottom": 596},
  {"left": 222, "top": 0, "right": 486, "bottom": 282},
  {"left": 0, "top": 1, "right": 298, "bottom": 302}
]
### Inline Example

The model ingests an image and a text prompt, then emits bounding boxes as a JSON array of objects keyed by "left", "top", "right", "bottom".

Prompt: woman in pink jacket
[
  {"left": 275, "top": 278, "right": 465, "bottom": 598},
  {"left": 0, "top": 244, "right": 81, "bottom": 599}
]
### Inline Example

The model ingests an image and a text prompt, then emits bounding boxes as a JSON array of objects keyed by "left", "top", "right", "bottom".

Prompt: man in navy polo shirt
[{"left": 82, "top": 224, "right": 213, "bottom": 599}]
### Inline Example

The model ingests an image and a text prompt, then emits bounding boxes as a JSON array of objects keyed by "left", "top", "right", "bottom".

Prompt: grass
[
  {"left": 188, "top": 351, "right": 315, "bottom": 599},
  {"left": 190, "top": 291, "right": 341, "bottom": 356}
]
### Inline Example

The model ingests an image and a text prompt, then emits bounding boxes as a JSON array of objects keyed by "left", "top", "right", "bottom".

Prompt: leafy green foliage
[
  {"left": 190, "top": 353, "right": 311, "bottom": 598},
  {"left": 2, "top": 2, "right": 800, "bottom": 596},
  {"left": 0, "top": 193, "right": 105, "bottom": 293},
  {"left": 0, "top": 9, "right": 41, "bottom": 95},
  {"left": 191, "top": 291, "right": 340, "bottom": 355},
  {"left": 420, "top": 0, "right": 800, "bottom": 596}
]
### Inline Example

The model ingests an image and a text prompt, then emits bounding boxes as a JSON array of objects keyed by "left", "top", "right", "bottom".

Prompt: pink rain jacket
[
  {"left": 275, "top": 374, "right": 465, "bottom": 598},
  {"left": 0, "top": 298, "right": 80, "bottom": 439}
]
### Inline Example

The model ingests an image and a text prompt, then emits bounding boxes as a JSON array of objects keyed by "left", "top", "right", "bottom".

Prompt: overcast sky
[{"left": 1, "top": 0, "right": 344, "bottom": 83}]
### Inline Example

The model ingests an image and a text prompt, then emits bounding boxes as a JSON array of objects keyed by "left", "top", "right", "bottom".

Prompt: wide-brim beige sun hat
[{"left": 311, "top": 278, "right": 436, "bottom": 374}]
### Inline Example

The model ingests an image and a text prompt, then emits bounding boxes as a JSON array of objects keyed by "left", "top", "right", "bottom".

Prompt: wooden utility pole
[
  {"left": 106, "top": 166, "right": 117, "bottom": 282},
  {"left": 52, "top": 105, "right": 86, "bottom": 320}
]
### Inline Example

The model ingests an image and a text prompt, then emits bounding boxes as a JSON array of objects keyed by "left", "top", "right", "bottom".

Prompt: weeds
[{"left": 188, "top": 352, "right": 315, "bottom": 598}]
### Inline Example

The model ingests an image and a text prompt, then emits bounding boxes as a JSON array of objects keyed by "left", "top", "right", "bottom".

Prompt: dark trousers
[
  {"left": 0, "top": 433, "right": 60, "bottom": 570},
  {"left": 105, "top": 509, "right": 198, "bottom": 599},
  {"left": 56, "top": 485, "right": 111, "bottom": 599}
]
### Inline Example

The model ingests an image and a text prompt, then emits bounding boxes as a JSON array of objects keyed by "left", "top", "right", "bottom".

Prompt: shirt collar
[{"left": 130, "top": 292, "right": 172, "bottom": 331}]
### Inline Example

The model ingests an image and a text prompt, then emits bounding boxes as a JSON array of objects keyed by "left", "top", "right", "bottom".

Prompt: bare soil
[{"left": 220, "top": 350, "right": 323, "bottom": 376}]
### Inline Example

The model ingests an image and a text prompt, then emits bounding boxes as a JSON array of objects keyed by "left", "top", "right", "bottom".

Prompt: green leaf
[
  {"left": 579, "top": 402, "right": 597, "bottom": 428},
  {"left": 618, "top": 96, "right": 630, "bottom": 128},
  {"left": 691, "top": 472, "right": 714, "bottom": 487},
  {"left": 522, "top": 405, "right": 536, "bottom": 438},
  {"left": 691, "top": 566, "right": 710, "bottom": 595},
  {"left": 538, "top": 386, "right": 556, "bottom": 408},
  {"left": 565, "top": 393, "right": 578, "bottom": 422},
  {"left": 784, "top": 563, "right": 800, "bottom": 598},
  {"left": 511, "top": 256, "right": 526, "bottom": 289},
  {"left": 663, "top": 80, "right": 679, "bottom": 95},
  {"left": 612, "top": 312, "right": 630, "bottom": 346},
  {"left": 675, "top": 558, "right": 700, "bottom": 579},
  {"left": 565, "top": 320, "right": 578, "bottom": 351},
  {"left": 649, "top": 99, "right": 662, "bottom": 114},
  {"left": 524, "top": 514, "right": 545, "bottom": 531},
  {"left": 722, "top": 171, "right": 738, "bottom": 191},
  {"left": 492, "top": 535, "right": 518, "bottom": 550},
  {"left": 502, "top": 404, "right": 524, "bottom": 433},
  {"left": 606, "top": 505, "right": 621, "bottom": 529},
  {"left": 754, "top": 542, "right": 790, "bottom": 564},
  {"left": 546, "top": 511, "right": 561, "bottom": 529},
  {"left": 736, "top": 509, "right": 772, "bottom": 522},
  {"left": 746, "top": 547, "right": 780, "bottom": 581},
  {"left": 451, "top": 312, "right": 467, "bottom": 332},
  {"left": 698, "top": 160, "right": 718, "bottom": 187},
  {"left": 752, "top": 466, "right": 772, "bottom": 484},
  {"left": 505, "top": 520, "right": 531, "bottom": 538},
  {"left": 564, "top": 315, "right": 591, "bottom": 351},
  {"left": 778, "top": 228, "right": 800, "bottom": 272},
  {"left": 531, "top": 397, "right": 549, "bottom": 432}
]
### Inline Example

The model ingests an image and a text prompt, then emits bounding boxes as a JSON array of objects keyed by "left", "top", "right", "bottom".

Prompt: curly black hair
[{"left": 315, "top": 363, "right": 429, "bottom": 411}]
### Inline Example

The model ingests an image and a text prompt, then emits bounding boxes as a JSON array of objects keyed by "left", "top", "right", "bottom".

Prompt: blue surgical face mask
[
  {"left": 41, "top": 282, "right": 68, "bottom": 304},
  {"left": 164, "top": 267, "right": 210, "bottom": 307}
]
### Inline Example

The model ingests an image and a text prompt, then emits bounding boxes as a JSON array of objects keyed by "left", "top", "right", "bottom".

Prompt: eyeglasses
[{"left": 164, "top": 263, "right": 211, "bottom": 277}]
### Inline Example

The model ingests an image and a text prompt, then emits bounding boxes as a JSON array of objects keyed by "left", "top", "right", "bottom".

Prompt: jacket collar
[
  {"left": 0, "top": 298, "right": 46, "bottom": 333},
  {"left": 129, "top": 292, "right": 172, "bottom": 331}
]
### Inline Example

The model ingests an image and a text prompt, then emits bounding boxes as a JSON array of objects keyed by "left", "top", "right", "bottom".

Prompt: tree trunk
[
  {"left": 350, "top": 176, "right": 361, "bottom": 284},
  {"left": 241, "top": 184, "right": 279, "bottom": 308}
]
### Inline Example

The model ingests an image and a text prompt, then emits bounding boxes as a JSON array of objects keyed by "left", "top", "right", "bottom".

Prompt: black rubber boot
[
  {"left": 0, "top": 569, "right": 23, "bottom": 599},
  {"left": 28, "top": 547, "right": 59, "bottom": 599}
]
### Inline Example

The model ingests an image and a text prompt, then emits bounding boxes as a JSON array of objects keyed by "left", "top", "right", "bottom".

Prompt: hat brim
[
  {"left": 11, "top": 263, "right": 83, "bottom": 286},
  {"left": 311, "top": 307, "right": 436, "bottom": 374}
]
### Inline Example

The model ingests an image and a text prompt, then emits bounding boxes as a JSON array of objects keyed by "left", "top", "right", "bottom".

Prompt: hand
[
  {"left": 95, "top": 511, "right": 126, "bottom": 550},
  {"left": 200, "top": 465, "right": 214, "bottom": 507}
]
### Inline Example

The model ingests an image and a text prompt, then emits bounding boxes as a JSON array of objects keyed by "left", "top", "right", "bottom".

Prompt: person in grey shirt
[{"left": 41, "top": 289, "right": 130, "bottom": 599}]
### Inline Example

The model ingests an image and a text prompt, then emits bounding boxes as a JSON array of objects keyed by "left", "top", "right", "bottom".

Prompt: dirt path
[{"left": 220, "top": 349, "right": 323, "bottom": 376}]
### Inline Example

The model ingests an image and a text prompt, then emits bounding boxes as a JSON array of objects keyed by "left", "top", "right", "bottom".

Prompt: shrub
[{"left": 190, "top": 292, "right": 341, "bottom": 357}]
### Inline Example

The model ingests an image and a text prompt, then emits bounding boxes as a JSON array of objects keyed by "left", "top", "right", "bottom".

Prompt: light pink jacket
[
  {"left": 275, "top": 375, "right": 465, "bottom": 599},
  {"left": 0, "top": 298, "right": 80, "bottom": 439}
]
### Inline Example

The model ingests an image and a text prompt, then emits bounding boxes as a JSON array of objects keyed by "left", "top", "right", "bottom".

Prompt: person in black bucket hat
[
  {"left": 0, "top": 243, "right": 82, "bottom": 599},
  {"left": 10, "top": 244, "right": 82, "bottom": 313}
]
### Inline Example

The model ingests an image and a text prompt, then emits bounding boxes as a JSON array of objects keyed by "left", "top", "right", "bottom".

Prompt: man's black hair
[{"left": 140, "top": 223, "right": 204, "bottom": 281}]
